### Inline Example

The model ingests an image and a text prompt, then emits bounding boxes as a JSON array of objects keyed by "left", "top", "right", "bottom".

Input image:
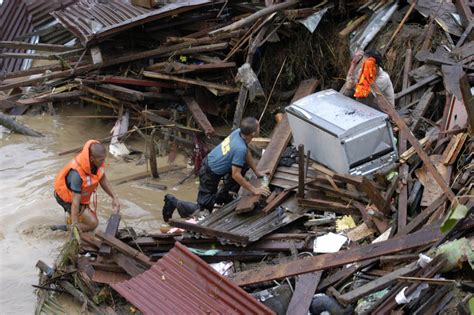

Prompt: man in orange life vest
[{"left": 54, "top": 140, "right": 120, "bottom": 233}]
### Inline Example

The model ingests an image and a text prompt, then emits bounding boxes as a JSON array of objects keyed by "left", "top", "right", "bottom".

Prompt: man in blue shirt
[{"left": 162, "top": 117, "right": 270, "bottom": 221}]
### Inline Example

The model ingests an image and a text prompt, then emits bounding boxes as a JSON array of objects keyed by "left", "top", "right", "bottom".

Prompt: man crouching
[
  {"left": 162, "top": 117, "right": 270, "bottom": 222},
  {"left": 54, "top": 140, "right": 120, "bottom": 233}
]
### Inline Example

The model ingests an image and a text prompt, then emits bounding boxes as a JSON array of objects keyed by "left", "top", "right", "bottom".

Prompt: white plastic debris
[
  {"left": 416, "top": 254, "right": 433, "bottom": 268},
  {"left": 395, "top": 282, "right": 429, "bottom": 304},
  {"left": 210, "top": 261, "right": 234, "bottom": 276},
  {"left": 235, "top": 63, "right": 264, "bottom": 101},
  {"left": 313, "top": 232, "right": 347, "bottom": 253},
  {"left": 109, "top": 142, "right": 130, "bottom": 158},
  {"left": 297, "top": 8, "right": 328, "bottom": 33}
]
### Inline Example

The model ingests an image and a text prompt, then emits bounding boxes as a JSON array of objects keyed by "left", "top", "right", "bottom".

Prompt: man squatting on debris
[
  {"left": 162, "top": 117, "right": 271, "bottom": 222},
  {"left": 344, "top": 49, "right": 395, "bottom": 108},
  {"left": 54, "top": 140, "right": 120, "bottom": 233}
]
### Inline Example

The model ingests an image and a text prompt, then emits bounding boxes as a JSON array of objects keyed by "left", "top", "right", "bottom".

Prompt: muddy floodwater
[{"left": 0, "top": 107, "right": 198, "bottom": 314}]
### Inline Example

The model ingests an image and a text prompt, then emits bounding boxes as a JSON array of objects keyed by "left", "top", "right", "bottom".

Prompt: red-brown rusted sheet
[
  {"left": 111, "top": 242, "right": 274, "bottom": 315},
  {"left": 0, "top": 0, "right": 33, "bottom": 74},
  {"left": 51, "top": 0, "right": 215, "bottom": 45}
]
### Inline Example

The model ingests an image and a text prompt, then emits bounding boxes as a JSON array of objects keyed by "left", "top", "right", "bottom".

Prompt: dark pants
[{"left": 174, "top": 160, "right": 246, "bottom": 217}]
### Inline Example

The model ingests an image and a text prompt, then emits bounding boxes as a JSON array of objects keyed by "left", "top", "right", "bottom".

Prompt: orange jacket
[
  {"left": 54, "top": 140, "right": 105, "bottom": 204},
  {"left": 354, "top": 57, "right": 377, "bottom": 99}
]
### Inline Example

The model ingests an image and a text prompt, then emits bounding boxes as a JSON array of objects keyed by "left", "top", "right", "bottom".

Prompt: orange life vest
[
  {"left": 354, "top": 57, "right": 377, "bottom": 99},
  {"left": 54, "top": 140, "right": 105, "bottom": 204}
]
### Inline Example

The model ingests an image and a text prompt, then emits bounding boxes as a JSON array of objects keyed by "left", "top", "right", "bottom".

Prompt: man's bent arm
[
  {"left": 232, "top": 165, "right": 257, "bottom": 194},
  {"left": 245, "top": 151, "right": 261, "bottom": 177}
]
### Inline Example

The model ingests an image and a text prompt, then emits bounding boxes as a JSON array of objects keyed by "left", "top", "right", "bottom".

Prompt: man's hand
[
  {"left": 253, "top": 186, "right": 271, "bottom": 197},
  {"left": 112, "top": 196, "right": 120, "bottom": 213}
]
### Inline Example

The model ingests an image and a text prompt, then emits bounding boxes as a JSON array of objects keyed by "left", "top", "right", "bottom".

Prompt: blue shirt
[
  {"left": 66, "top": 165, "right": 98, "bottom": 194},
  {"left": 207, "top": 129, "right": 247, "bottom": 176}
]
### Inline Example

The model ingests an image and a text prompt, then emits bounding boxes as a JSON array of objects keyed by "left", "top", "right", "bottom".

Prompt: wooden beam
[
  {"left": 410, "top": 90, "right": 435, "bottom": 132},
  {"left": 210, "top": 0, "right": 299, "bottom": 35},
  {"left": 97, "top": 84, "right": 144, "bottom": 102},
  {"left": 0, "top": 41, "right": 77, "bottom": 52},
  {"left": 361, "top": 178, "right": 390, "bottom": 215},
  {"left": 143, "top": 71, "right": 239, "bottom": 93},
  {"left": 98, "top": 214, "right": 121, "bottom": 257},
  {"left": 459, "top": 73, "right": 474, "bottom": 131},
  {"left": 394, "top": 74, "right": 440, "bottom": 100},
  {"left": 286, "top": 272, "right": 322, "bottom": 315},
  {"left": 230, "top": 224, "right": 442, "bottom": 286},
  {"left": 182, "top": 96, "right": 215, "bottom": 136},
  {"left": 374, "top": 85, "right": 457, "bottom": 204},
  {"left": 168, "top": 219, "right": 250, "bottom": 243},
  {"left": 337, "top": 263, "right": 418, "bottom": 304},
  {"left": 298, "top": 144, "right": 305, "bottom": 198},
  {"left": 110, "top": 165, "right": 184, "bottom": 185},
  {"left": 95, "top": 231, "right": 152, "bottom": 268},
  {"left": 298, "top": 198, "right": 359, "bottom": 216},
  {"left": 338, "top": 15, "right": 368, "bottom": 37}
]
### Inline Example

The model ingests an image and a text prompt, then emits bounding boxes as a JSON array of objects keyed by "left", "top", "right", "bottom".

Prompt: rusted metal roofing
[
  {"left": 111, "top": 242, "right": 274, "bottom": 315},
  {"left": 25, "top": 0, "right": 78, "bottom": 28},
  {"left": 0, "top": 0, "right": 34, "bottom": 74},
  {"left": 50, "top": 0, "right": 215, "bottom": 45}
]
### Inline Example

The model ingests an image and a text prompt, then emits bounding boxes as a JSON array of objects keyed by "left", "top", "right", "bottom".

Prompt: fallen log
[{"left": 0, "top": 113, "right": 43, "bottom": 137}]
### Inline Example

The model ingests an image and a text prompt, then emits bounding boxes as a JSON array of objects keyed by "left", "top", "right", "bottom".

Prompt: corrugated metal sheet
[
  {"left": 0, "top": 0, "right": 34, "bottom": 74},
  {"left": 111, "top": 242, "right": 274, "bottom": 315},
  {"left": 50, "top": 0, "right": 215, "bottom": 45},
  {"left": 25, "top": 0, "right": 78, "bottom": 28},
  {"left": 24, "top": 0, "right": 78, "bottom": 45},
  {"left": 176, "top": 197, "right": 308, "bottom": 246}
]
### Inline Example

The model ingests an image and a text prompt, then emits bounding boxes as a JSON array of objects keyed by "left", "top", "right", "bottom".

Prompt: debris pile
[{"left": 0, "top": 0, "right": 472, "bottom": 314}]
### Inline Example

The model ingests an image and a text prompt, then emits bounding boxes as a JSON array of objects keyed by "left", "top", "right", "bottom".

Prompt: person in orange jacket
[{"left": 54, "top": 140, "right": 120, "bottom": 233}]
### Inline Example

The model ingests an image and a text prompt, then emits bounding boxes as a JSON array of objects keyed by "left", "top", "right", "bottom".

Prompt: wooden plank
[
  {"left": 338, "top": 15, "right": 368, "bottom": 37},
  {"left": 231, "top": 224, "right": 442, "bottom": 286},
  {"left": 337, "top": 263, "right": 417, "bottom": 304},
  {"left": 374, "top": 85, "right": 457, "bottom": 203},
  {"left": 95, "top": 231, "right": 152, "bottom": 268},
  {"left": 317, "top": 259, "right": 377, "bottom": 291},
  {"left": 298, "top": 198, "right": 359, "bottom": 216},
  {"left": 14, "top": 90, "right": 83, "bottom": 107},
  {"left": 411, "top": 90, "right": 435, "bottom": 132},
  {"left": 113, "top": 252, "right": 148, "bottom": 277},
  {"left": 148, "top": 61, "right": 236, "bottom": 74},
  {"left": 0, "top": 40, "right": 77, "bottom": 52},
  {"left": 182, "top": 96, "right": 215, "bottom": 136},
  {"left": 97, "top": 84, "right": 144, "bottom": 102},
  {"left": 236, "top": 79, "right": 320, "bottom": 213},
  {"left": 168, "top": 219, "right": 250, "bottom": 243},
  {"left": 110, "top": 165, "right": 184, "bottom": 185},
  {"left": 143, "top": 71, "right": 239, "bottom": 93},
  {"left": 361, "top": 178, "right": 390, "bottom": 215},
  {"left": 98, "top": 214, "right": 121, "bottom": 257},
  {"left": 397, "top": 194, "right": 447, "bottom": 236},
  {"left": 286, "top": 271, "right": 322, "bottom": 315},
  {"left": 395, "top": 74, "right": 440, "bottom": 100},
  {"left": 298, "top": 144, "right": 305, "bottom": 198},
  {"left": 459, "top": 73, "right": 474, "bottom": 130},
  {"left": 262, "top": 190, "right": 292, "bottom": 214},
  {"left": 441, "top": 133, "right": 468, "bottom": 165}
]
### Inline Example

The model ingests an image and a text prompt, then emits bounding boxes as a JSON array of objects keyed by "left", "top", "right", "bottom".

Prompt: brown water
[{"left": 0, "top": 107, "right": 198, "bottom": 314}]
